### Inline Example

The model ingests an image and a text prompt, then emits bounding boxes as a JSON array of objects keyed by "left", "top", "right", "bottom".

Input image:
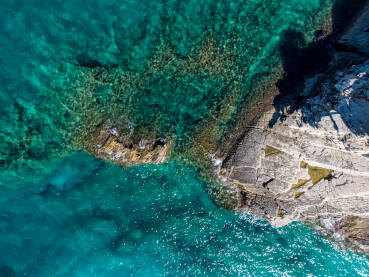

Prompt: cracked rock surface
[{"left": 221, "top": 59, "right": 369, "bottom": 252}]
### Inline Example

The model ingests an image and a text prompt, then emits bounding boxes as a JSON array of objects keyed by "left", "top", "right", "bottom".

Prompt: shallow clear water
[
  {"left": 1, "top": 153, "right": 368, "bottom": 276},
  {"left": 1, "top": 0, "right": 369, "bottom": 276},
  {"left": 0, "top": 0, "right": 335, "bottom": 168}
]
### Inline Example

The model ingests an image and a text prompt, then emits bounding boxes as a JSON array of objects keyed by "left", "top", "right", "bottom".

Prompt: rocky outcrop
[
  {"left": 87, "top": 122, "right": 170, "bottom": 166},
  {"left": 220, "top": 59, "right": 369, "bottom": 252}
]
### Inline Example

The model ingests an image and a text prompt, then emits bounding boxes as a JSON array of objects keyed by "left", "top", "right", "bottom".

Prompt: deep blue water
[{"left": 0, "top": 0, "right": 369, "bottom": 276}]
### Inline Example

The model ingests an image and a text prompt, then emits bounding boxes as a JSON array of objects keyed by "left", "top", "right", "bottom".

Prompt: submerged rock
[{"left": 221, "top": 58, "right": 369, "bottom": 252}]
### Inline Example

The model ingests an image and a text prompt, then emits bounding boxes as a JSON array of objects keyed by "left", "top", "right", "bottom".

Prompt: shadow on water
[{"left": 268, "top": 0, "right": 369, "bottom": 135}]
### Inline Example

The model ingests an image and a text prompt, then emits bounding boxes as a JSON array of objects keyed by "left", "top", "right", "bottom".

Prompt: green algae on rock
[
  {"left": 307, "top": 165, "right": 334, "bottom": 185},
  {"left": 264, "top": 145, "right": 282, "bottom": 157},
  {"left": 294, "top": 191, "right": 305, "bottom": 199},
  {"left": 291, "top": 178, "right": 310, "bottom": 190}
]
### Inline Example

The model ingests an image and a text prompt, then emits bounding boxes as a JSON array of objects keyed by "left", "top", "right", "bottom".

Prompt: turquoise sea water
[
  {"left": 1, "top": 0, "right": 369, "bottom": 276},
  {"left": 0, "top": 152, "right": 368, "bottom": 276},
  {"left": 0, "top": 0, "right": 335, "bottom": 168}
]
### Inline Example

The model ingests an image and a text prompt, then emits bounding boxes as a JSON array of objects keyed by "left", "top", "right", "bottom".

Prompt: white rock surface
[{"left": 221, "top": 60, "right": 369, "bottom": 252}]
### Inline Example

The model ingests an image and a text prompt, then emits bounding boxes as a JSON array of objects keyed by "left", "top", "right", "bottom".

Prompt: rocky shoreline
[
  {"left": 220, "top": 5, "right": 369, "bottom": 253},
  {"left": 79, "top": 2, "right": 369, "bottom": 254}
]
